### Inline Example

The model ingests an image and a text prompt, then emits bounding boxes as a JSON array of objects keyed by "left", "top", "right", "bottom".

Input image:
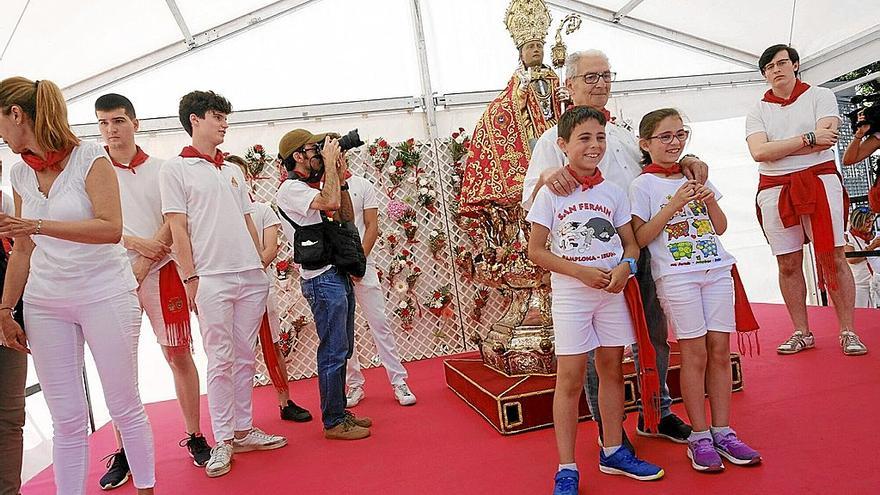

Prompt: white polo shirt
[
  {"left": 159, "top": 155, "right": 261, "bottom": 276},
  {"left": 1, "top": 192, "right": 13, "bottom": 215},
  {"left": 347, "top": 175, "right": 381, "bottom": 265},
  {"left": 522, "top": 122, "right": 641, "bottom": 210},
  {"left": 745, "top": 85, "right": 840, "bottom": 176},
  {"left": 275, "top": 179, "right": 331, "bottom": 280},
  {"left": 11, "top": 142, "right": 137, "bottom": 305},
  {"left": 115, "top": 154, "right": 171, "bottom": 273}
]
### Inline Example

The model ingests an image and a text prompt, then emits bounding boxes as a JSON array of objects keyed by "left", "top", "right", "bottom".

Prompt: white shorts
[
  {"left": 655, "top": 267, "right": 735, "bottom": 340},
  {"left": 137, "top": 265, "right": 190, "bottom": 347},
  {"left": 756, "top": 175, "right": 846, "bottom": 256},
  {"left": 267, "top": 287, "right": 282, "bottom": 343},
  {"left": 552, "top": 287, "right": 636, "bottom": 355}
]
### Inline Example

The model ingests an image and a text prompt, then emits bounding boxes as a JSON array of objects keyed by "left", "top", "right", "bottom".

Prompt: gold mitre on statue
[{"left": 504, "top": 0, "right": 552, "bottom": 48}]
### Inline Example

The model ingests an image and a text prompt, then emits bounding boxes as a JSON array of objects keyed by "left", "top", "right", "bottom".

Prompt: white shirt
[
  {"left": 522, "top": 122, "right": 642, "bottom": 210},
  {"left": 844, "top": 232, "right": 873, "bottom": 286},
  {"left": 526, "top": 180, "right": 630, "bottom": 291},
  {"left": 115, "top": 155, "right": 171, "bottom": 273},
  {"left": 159, "top": 155, "right": 261, "bottom": 276},
  {"left": 630, "top": 174, "right": 735, "bottom": 279},
  {"left": 745, "top": 85, "right": 840, "bottom": 176},
  {"left": 275, "top": 179, "right": 332, "bottom": 280},
  {"left": 348, "top": 175, "right": 381, "bottom": 265},
  {"left": 252, "top": 201, "right": 281, "bottom": 247},
  {"left": 11, "top": 142, "right": 137, "bottom": 305}
]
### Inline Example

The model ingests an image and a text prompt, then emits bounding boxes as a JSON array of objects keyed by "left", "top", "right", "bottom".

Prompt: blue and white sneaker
[
  {"left": 553, "top": 468, "right": 579, "bottom": 495},
  {"left": 599, "top": 447, "right": 664, "bottom": 481}
]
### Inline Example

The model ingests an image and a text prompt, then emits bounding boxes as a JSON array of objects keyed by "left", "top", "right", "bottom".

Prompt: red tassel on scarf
[
  {"left": 158, "top": 263, "right": 191, "bottom": 348},
  {"left": 731, "top": 264, "right": 760, "bottom": 356},
  {"left": 259, "top": 313, "right": 289, "bottom": 394},
  {"left": 623, "top": 277, "right": 661, "bottom": 432}
]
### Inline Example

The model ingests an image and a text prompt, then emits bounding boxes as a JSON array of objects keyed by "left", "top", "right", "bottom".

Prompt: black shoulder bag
[
  {"left": 276, "top": 208, "right": 333, "bottom": 271},
  {"left": 277, "top": 208, "right": 367, "bottom": 278}
]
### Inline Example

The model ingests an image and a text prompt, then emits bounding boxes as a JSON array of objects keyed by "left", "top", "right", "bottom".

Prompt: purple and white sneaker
[
  {"left": 713, "top": 431, "right": 762, "bottom": 466},
  {"left": 687, "top": 437, "right": 724, "bottom": 472}
]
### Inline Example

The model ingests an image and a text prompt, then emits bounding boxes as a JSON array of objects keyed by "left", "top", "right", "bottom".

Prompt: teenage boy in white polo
[
  {"left": 94, "top": 93, "right": 210, "bottom": 489},
  {"left": 160, "top": 90, "right": 286, "bottom": 478}
]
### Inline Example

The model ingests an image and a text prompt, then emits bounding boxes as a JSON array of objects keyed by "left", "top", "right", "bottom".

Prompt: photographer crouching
[{"left": 275, "top": 129, "right": 370, "bottom": 441}]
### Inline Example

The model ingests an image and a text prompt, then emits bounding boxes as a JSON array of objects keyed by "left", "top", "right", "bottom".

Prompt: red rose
[
  {"left": 513, "top": 241, "right": 522, "bottom": 250},
  {"left": 379, "top": 139, "right": 388, "bottom": 147},
  {"left": 254, "top": 144, "right": 264, "bottom": 152},
  {"left": 508, "top": 254, "right": 518, "bottom": 261},
  {"left": 277, "top": 260, "right": 290, "bottom": 271},
  {"left": 407, "top": 138, "right": 415, "bottom": 146},
  {"left": 402, "top": 249, "right": 411, "bottom": 257},
  {"left": 414, "top": 267, "right": 421, "bottom": 273},
  {"left": 395, "top": 160, "right": 404, "bottom": 167},
  {"left": 369, "top": 148, "right": 376, "bottom": 156},
  {"left": 452, "top": 132, "right": 459, "bottom": 139}
]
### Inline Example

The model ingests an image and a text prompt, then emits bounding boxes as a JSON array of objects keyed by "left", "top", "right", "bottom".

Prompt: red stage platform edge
[{"left": 445, "top": 349, "right": 743, "bottom": 434}]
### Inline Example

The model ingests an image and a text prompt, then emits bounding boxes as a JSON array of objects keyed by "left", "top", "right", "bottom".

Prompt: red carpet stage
[{"left": 22, "top": 303, "right": 879, "bottom": 494}]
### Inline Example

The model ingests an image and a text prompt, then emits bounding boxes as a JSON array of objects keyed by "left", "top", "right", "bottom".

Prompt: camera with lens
[
  {"left": 848, "top": 93, "right": 880, "bottom": 135},
  {"left": 315, "top": 129, "right": 364, "bottom": 153}
]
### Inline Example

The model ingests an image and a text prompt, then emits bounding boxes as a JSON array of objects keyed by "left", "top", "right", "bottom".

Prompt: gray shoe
[
  {"left": 777, "top": 330, "right": 815, "bottom": 355},
  {"left": 839, "top": 331, "right": 868, "bottom": 356}
]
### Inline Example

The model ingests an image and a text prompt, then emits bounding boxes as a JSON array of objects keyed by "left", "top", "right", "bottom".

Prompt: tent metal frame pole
[
  {"left": 164, "top": 0, "right": 196, "bottom": 47},
  {"left": 409, "top": 0, "right": 439, "bottom": 142}
]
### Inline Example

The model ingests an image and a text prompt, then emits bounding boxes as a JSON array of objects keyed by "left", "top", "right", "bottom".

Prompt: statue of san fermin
[{"left": 459, "top": 0, "right": 580, "bottom": 375}]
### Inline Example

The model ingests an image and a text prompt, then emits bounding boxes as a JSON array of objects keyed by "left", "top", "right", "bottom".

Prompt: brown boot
[
  {"left": 324, "top": 419, "right": 370, "bottom": 440},
  {"left": 344, "top": 410, "right": 373, "bottom": 428}
]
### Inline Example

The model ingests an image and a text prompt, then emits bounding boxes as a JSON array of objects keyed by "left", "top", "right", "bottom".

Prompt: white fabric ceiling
[{"left": 1, "top": 0, "right": 877, "bottom": 124}]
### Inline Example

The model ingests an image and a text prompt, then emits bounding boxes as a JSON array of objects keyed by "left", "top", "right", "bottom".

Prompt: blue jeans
[
  {"left": 300, "top": 268, "right": 356, "bottom": 429},
  {"left": 584, "top": 248, "right": 673, "bottom": 423}
]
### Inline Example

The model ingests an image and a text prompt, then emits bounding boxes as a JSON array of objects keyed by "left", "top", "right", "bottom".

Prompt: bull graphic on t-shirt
[
  {"left": 557, "top": 218, "right": 617, "bottom": 253},
  {"left": 688, "top": 201, "right": 708, "bottom": 217},
  {"left": 664, "top": 220, "right": 689, "bottom": 239},
  {"left": 668, "top": 241, "right": 694, "bottom": 261},
  {"left": 691, "top": 218, "right": 714, "bottom": 236},
  {"left": 696, "top": 239, "right": 718, "bottom": 258}
]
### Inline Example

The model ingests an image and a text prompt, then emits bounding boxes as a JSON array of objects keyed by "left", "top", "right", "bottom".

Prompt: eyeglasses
[
  {"left": 646, "top": 129, "right": 690, "bottom": 144},
  {"left": 762, "top": 58, "right": 791, "bottom": 73},
  {"left": 575, "top": 71, "right": 616, "bottom": 85}
]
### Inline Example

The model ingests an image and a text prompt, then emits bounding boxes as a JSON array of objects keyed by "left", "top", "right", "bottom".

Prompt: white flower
[
  {"left": 419, "top": 187, "right": 429, "bottom": 195},
  {"left": 429, "top": 190, "right": 437, "bottom": 197},
  {"left": 411, "top": 221, "right": 419, "bottom": 227},
  {"left": 393, "top": 280, "right": 408, "bottom": 294},
  {"left": 406, "top": 176, "right": 417, "bottom": 184},
  {"left": 398, "top": 300, "right": 409, "bottom": 309}
]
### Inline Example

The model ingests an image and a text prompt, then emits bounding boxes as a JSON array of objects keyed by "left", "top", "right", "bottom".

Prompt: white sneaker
[
  {"left": 346, "top": 386, "right": 365, "bottom": 408},
  {"left": 394, "top": 383, "right": 417, "bottom": 406},
  {"left": 205, "top": 443, "right": 233, "bottom": 478},
  {"left": 232, "top": 428, "right": 287, "bottom": 453},
  {"left": 776, "top": 330, "right": 815, "bottom": 355},
  {"left": 840, "top": 330, "right": 868, "bottom": 356}
]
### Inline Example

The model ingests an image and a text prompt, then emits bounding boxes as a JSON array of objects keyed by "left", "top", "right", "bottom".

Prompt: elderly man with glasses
[{"left": 523, "top": 49, "right": 709, "bottom": 455}]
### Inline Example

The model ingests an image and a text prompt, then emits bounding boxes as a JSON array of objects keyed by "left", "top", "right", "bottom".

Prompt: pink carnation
[{"left": 387, "top": 199, "right": 412, "bottom": 222}]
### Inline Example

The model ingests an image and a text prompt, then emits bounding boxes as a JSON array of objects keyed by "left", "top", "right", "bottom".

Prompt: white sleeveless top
[{"left": 11, "top": 142, "right": 137, "bottom": 306}]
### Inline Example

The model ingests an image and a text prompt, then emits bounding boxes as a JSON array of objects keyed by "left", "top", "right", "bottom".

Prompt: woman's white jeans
[{"left": 25, "top": 290, "right": 155, "bottom": 493}]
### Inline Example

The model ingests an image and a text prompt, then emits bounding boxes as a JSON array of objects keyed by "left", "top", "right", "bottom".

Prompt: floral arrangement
[
  {"left": 394, "top": 297, "right": 417, "bottom": 332},
  {"left": 416, "top": 173, "right": 439, "bottom": 213},
  {"left": 275, "top": 258, "right": 293, "bottom": 281},
  {"left": 406, "top": 266, "right": 422, "bottom": 292},
  {"left": 428, "top": 229, "right": 448, "bottom": 260},
  {"left": 454, "top": 245, "right": 475, "bottom": 281},
  {"left": 244, "top": 144, "right": 274, "bottom": 179},
  {"left": 387, "top": 199, "right": 419, "bottom": 243},
  {"left": 471, "top": 287, "right": 491, "bottom": 323},
  {"left": 387, "top": 138, "right": 420, "bottom": 190},
  {"left": 449, "top": 127, "right": 470, "bottom": 164},
  {"left": 277, "top": 314, "right": 311, "bottom": 357},
  {"left": 387, "top": 248, "right": 414, "bottom": 286},
  {"left": 368, "top": 137, "right": 391, "bottom": 172},
  {"left": 425, "top": 283, "right": 454, "bottom": 318},
  {"left": 383, "top": 232, "right": 401, "bottom": 254}
]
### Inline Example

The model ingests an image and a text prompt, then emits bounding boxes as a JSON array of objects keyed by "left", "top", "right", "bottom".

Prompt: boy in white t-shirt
[
  {"left": 746, "top": 44, "right": 866, "bottom": 356},
  {"left": 160, "top": 91, "right": 286, "bottom": 478},
  {"left": 526, "top": 107, "right": 664, "bottom": 494},
  {"left": 631, "top": 108, "right": 761, "bottom": 472},
  {"left": 94, "top": 94, "right": 210, "bottom": 489}
]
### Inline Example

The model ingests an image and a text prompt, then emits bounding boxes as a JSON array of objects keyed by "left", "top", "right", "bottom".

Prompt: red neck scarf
[
  {"left": 600, "top": 107, "right": 612, "bottom": 122},
  {"left": 291, "top": 169, "right": 353, "bottom": 190},
  {"left": 179, "top": 146, "right": 224, "bottom": 169},
  {"left": 641, "top": 163, "right": 682, "bottom": 176},
  {"left": 106, "top": 145, "right": 149, "bottom": 174},
  {"left": 850, "top": 228, "right": 873, "bottom": 243},
  {"left": 762, "top": 79, "right": 810, "bottom": 107},
  {"left": 756, "top": 161, "right": 849, "bottom": 290},
  {"left": 565, "top": 165, "right": 604, "bottom": 190},
  {"left": 21, "top": 147, "right": 74, "bottom": 172}
]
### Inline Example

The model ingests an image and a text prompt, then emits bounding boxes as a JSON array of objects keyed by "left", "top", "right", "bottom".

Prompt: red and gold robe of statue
[{"left": 459, "top": 65, "right": 562, "bottom": 217}]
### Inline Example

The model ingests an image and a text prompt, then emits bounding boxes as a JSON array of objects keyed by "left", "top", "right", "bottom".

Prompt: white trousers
[
  {"left": 346, "top": 264, "right": 408, "bottom": 388},
  {"left": 195, "top": 269, "right": 268, "bottom": 442},
  {"left": 25, "top": 291, "right": 155, "bottom": 493}
]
